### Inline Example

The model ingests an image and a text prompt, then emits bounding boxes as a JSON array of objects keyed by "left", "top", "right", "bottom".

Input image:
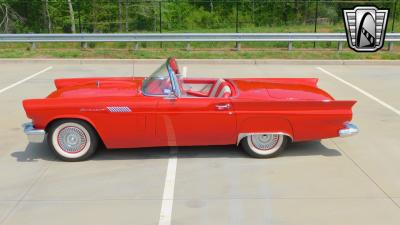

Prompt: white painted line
[
  {"left": 158, "top": 148, "right": 178, "bottom": 225},
  {"left": 316, "top": 66, "right": 400, "bottom": 116},
  {"left": 0, "top": 66, "right": 53, "bottom": 94}
]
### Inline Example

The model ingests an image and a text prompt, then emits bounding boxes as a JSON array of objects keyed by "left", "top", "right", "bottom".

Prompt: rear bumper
[
  {"left": 23, "top": 122, "right": 46, "bottom": 143},
  {"left": 339, "top": 123, "right": 359, "bottom": 137}
]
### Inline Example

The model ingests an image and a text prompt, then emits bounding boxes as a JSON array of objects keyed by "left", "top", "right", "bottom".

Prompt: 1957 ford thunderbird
[{"left": 22, "top": 57, "right": 358, "bottom": 161}]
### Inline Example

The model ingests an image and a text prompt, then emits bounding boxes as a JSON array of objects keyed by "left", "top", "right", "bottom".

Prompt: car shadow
[
  {"left": 11, "top": 140, "right": 341, "bottom": 162},
  {"left": 282, "top": 141, "right": 342, "bottom": 157},
  {"left": 11, "top": 142, "right": 56, "bottom": 162}
]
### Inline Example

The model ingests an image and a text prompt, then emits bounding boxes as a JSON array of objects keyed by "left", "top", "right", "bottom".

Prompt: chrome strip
[
  {"left": 167, "top": 65, "right": 181, "bottom": 97},
  {"left": 237, "top": 132, "right": 293, "bottom": 145},
  {"left": 339, "top": 123, "right": 359, "bottom": 137},
  {"left": 22, "top": 122, "right": 46, "bottom": 143},
  {"left": 141, "top": 90, "right": 168, "bottom": 97}
]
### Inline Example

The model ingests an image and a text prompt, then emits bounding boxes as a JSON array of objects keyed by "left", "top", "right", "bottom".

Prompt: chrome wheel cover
[
  {"left": 247, "top": 134, "right": 284, "bottom": 155},
  {"left": 57, "top": 126, "right": 87, "bottom": 153},
  {"left": 52, "top": 122, "right": 91, "bottom": 159},
  {"left": 250, "top": 134, "right": 279, "bottom": 150}
]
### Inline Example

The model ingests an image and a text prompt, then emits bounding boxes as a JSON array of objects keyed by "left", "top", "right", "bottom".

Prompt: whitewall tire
[
  {"left": 240, "top": 134, "right": 288, "bottom": 158},
  {"left": 48, "top": 119, "right": 99, "bottom": 161}
]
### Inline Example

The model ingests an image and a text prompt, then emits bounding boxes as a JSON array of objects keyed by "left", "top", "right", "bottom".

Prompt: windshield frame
[{"left": 142, "top": 58, "right": 181, "bottom": 97}]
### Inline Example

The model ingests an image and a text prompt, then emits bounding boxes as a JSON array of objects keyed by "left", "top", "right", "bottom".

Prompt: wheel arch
[
  {"left": 236, "top": 116, "right": 294, "bottom": 145},
  {"left": 45, "top": 116, "right": 104, "bottom": 144},
  {"left": 237, "top": 132, "right": 293, "bottom": 145}
]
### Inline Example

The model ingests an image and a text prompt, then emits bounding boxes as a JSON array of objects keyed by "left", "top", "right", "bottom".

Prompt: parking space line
[
  {"left": 0, "top": 66, "right": 53, "bottom": 94},
  {"left": 316, "top": 67, "right": 400, "bottom": 116},
  {"left": 158, "top": 148, "right": 178, "bottom": 225}
]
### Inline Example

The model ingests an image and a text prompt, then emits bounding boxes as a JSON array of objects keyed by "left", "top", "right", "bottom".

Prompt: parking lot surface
[{"left": 0, "top": 60, "right": 399, "bottom": 225}]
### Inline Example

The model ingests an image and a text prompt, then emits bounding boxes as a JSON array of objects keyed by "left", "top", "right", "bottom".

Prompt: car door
[{"left": 156, "top": 97, "right": 237, "bottom": 146}]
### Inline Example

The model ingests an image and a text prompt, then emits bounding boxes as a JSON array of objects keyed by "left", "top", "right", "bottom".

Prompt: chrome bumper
[
  {"left": 23, "top": 122, "right": 46, "bottom": 143},
  {"left": 339, "top": 123, "right": 359, "bottom": 137}
]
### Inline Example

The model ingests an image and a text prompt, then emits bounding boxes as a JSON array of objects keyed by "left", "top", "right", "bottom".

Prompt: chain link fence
[
  {"left": 0, "top": 0, "right": 398, "bottom": 51},
  {"left": 2, "top": 0, "right": 398, "bottom": 34}
]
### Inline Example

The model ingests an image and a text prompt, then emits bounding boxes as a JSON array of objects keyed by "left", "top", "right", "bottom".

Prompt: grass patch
[{"left": 0, "top": 47, "right": 399, "bottom": 60}]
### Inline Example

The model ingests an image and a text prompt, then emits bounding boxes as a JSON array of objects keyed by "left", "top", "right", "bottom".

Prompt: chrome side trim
[
  {"left": 22, "top": 122, "right": 46, "bottom": 143},
  {"left": 339, "top": 123, "right": 359, "bottom": 137},
  {"left": 237, "top": 132, "right": 293, "bottom": 145}
]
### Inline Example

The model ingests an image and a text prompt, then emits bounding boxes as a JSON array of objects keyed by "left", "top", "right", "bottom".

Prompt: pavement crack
[
  {"left": 330, "top": 139, "right": 400, "bottom": 210},
  {"left": 0, "top": 161, "right": 54, "bottom": 225}
]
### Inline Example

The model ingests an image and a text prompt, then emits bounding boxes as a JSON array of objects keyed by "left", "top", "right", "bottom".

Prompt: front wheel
[
  {"left": 48, "top": 119, "right": 99, "bottom": 162},
  {"left": 240, "top": 134, "right": 288, "bottom": 158}
]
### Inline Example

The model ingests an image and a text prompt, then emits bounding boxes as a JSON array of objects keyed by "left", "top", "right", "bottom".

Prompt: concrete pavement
[{"left": 0, "top": 60, "right": 399, "bottom": 225}]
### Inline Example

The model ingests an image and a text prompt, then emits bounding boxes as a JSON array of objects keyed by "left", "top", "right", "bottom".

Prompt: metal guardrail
[{"left": 0, "top": 33, "right": 398, "bottom": 50}]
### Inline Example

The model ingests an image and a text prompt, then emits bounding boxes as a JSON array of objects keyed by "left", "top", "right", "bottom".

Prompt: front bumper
[
  {"left": 339, "top": 123, "right": 359, "bottom": 137},
  {"left": 23, "top": 122, "right": 46, "bottom": 143}
]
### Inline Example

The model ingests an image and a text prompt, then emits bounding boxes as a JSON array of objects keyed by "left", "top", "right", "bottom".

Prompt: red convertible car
[{"left": 23, "top": 58, "right": 358, "bottom": 161}]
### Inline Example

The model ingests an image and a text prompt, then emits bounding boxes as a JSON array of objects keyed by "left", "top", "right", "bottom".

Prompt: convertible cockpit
[
  {"left": 182, "top": 78, "right": 233, "bottom": 98},
  {"left": 142, "top": 57, "right": 233, "bottom": 98}
]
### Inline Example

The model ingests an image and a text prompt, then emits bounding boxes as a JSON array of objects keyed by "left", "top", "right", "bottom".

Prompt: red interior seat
[{"left": 210, "top": 79, "right": 232, "bottom": 98}]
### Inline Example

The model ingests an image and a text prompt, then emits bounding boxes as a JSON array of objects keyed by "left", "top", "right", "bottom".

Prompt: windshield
[{"left": 142, "top": 58, "right": 180, "bottom": 96}]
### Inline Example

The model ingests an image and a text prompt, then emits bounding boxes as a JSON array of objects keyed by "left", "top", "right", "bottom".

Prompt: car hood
[
  {"left": 47, "top": 78, "right": 143, "bottom": 98},
  {"left": 230, "top": 78, "right": 334, "bottom": 101}
]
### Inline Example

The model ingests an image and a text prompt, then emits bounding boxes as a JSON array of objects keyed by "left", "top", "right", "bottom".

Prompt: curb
[{"left": 0, "top": 58, "right": 400, "bottom": 65}]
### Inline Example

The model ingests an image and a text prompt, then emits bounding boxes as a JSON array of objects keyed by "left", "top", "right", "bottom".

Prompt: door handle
[{"left": 215, "top": 103, "right": 231, "bottom": 110}]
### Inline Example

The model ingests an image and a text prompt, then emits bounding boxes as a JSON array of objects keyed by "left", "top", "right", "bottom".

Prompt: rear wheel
[
  {"left": 48, "top": 119, "right": 99, "bottom": 162},
  {"left": 241, "top": 134, "right": 288, "bottom": 158}
]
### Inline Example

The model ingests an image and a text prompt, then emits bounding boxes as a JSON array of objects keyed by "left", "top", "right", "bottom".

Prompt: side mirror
[{"left": 164, "top": 90, "right": 177, "bottom": 100}]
